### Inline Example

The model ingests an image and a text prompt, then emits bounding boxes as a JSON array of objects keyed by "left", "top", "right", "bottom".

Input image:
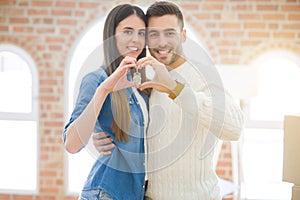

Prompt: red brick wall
[{"left": 0, "top": 0, "right": 300, "bottom": 199}]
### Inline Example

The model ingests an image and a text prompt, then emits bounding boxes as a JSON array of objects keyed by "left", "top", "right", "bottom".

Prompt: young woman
[{"left": 62, "top": 4, "right": 149, "bottom": 200}]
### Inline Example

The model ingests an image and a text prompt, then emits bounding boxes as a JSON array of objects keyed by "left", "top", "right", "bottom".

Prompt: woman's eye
[
  {"left": 124, "top": 30, "right": 133, "bottom": 35},
  {"left": 139, "top": 31, "right": 145, "bottom": 37}
]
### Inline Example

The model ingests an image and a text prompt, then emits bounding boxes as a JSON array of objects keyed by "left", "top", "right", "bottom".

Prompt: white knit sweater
[{"left": 145, "top": 61, "right": 244, "bottom": 200}]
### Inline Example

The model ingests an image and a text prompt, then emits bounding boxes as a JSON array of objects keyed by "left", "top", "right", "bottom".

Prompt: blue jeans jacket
[{"left": 63, "top": 67, "right": 148, "bottom": 200}]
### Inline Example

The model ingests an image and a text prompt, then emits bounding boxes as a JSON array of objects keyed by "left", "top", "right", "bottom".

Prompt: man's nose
[{"left": 158, "top": 35, "right": 168, "bottom": 46}]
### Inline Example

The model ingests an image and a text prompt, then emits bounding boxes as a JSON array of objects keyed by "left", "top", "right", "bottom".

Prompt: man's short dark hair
[{"left": 146, "top": 1, "right": 184, "bottom": 30}]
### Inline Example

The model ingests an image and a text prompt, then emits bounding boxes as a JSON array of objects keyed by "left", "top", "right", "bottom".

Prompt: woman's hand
[{"left": 102, "top": 56, "right": 137, "bottom": 92}]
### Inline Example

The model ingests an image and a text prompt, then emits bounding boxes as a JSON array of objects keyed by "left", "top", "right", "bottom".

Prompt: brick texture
[{"left": 0, "top": 0, "right": 300, "bottom": 199}]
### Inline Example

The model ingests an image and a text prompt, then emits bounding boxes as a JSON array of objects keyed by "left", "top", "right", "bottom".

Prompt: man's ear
[{"left": 182, "top": 29, "right": 187, "bottom": 42}]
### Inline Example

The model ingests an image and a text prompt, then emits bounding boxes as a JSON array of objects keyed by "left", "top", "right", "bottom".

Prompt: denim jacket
[{"left": 62, "top": 67, "right": 148, "bottom": 200}]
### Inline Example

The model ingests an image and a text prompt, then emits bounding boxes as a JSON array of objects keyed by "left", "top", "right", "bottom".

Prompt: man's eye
[
  {"left": 166, "top": 31, "right": 176, "bottom": 36},
  {"left": 149, "top": 32, "right": 159, "bottom": 38}
]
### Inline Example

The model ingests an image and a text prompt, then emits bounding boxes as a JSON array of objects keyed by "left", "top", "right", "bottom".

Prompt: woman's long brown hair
[{"left": 102, "top": 4, "right": 147, "bottom": 142}]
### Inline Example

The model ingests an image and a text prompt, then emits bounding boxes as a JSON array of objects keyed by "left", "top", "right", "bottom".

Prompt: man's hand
[
  {"left": 138, "top": 81, "right": 173, "bottom": 94},
  {"left": 137, "top": 56, "right": 177, "bottom": 92},
  {"left": 93, "top": 132, "right": 115, "bottom": 156}
]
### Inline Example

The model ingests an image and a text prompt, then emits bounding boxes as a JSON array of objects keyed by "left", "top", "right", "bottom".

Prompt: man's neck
[{"left": 167, "top": 56, "right": 186, "bottom": 71}]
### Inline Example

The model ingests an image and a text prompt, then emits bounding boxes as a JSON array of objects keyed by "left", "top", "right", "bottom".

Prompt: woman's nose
[{"left": 131, "top": 32, "right": 139, "bottom": 42}]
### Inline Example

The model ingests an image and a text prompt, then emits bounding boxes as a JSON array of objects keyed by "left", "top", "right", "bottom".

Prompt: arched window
[
  {"left": 241, "top": 50, "right": 300, "bottom": 199},
  {"left": 65, "top": 19, "right": 105, "bottom": 194},
  {"left": 0, "top": 44, "right": 38, "bottom": 193}
]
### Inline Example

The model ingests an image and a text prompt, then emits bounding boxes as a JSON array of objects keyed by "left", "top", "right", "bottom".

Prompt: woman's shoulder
[{"left": 82, "top": 66, "right": 108, "bottom": 83}]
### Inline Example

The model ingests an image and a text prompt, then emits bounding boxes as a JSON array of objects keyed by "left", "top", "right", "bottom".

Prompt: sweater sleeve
[{"left": 172, "top": 62, "right": 244, "bottom": 141}]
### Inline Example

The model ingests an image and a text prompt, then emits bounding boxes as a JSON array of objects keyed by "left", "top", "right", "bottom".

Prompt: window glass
[
  {"left": 0, "top": 51, "right": 32, "bottom": 113},
  {"left": 0, "top": 46, "right": 38, "bottom": 193},
  {"left": 67, "top": 20, "right": 104, "bottom": 194},
  {"left": 242, "top": 52, "right": 299, "bottom": 200},
  {"left": 250, "top": 57, "right": 300, "bottom": 121},
  {"left": 241, "top": 128, "right": 292, "bottom": 200},
  {"left": 0, "top": 120, "right": 37, "bottom": 191}
]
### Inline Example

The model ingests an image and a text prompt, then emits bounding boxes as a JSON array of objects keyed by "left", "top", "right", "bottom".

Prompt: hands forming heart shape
[{"left": 103, "top": 56, "right": 176, "bottom": 95}]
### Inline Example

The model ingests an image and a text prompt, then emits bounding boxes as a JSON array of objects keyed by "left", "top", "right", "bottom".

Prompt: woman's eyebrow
[
  {"left": 123, "top": 27, "right": 134, "bottom": 30},
  {"left": 123, "top": 27, "right": 145, "bottom": 31}
]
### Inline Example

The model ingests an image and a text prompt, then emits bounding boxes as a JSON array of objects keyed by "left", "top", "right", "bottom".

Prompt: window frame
[
  {"left": 241, "top": 50, "right": 300, "bottom": 200},
  {"left": 0, "top": 44, "right": 39, "bottom": 121},
  {"left": 0, "top": 44, "right": 39, "bottom": 194},
  {"left": 245, "top": 50, "right": 300, "bottom": 127}
]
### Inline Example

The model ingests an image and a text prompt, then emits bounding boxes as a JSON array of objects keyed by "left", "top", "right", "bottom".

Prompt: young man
[{"left": 94, "top": 1, "right": 244, "bottom": 199}]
